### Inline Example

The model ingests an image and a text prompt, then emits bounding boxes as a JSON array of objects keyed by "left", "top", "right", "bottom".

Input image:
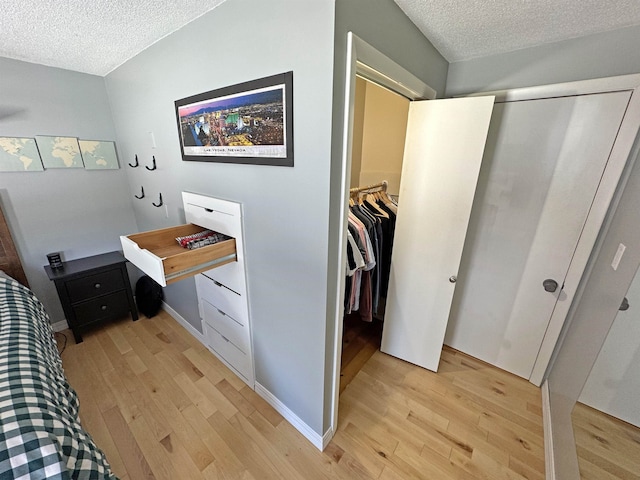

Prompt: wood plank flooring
[
  {"left": 572, "top": 402, "right": 640, "bottom": 479},
  {"left": 55, "top": 310, "right": 636, "bottom": 479}
]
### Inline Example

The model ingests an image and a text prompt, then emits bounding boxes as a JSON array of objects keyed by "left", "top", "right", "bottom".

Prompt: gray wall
[
  {"left": 0, "top": 57, "right": 137, "bottom": 322},
  {"left": 106, "top": 0, "right": 336, "bottom": 435},
  {"left": 446, "top": 24, "right": 640, "bottom": 96},
  {"left": 325, "top": 0, "right": 449, "bottom": 431}
]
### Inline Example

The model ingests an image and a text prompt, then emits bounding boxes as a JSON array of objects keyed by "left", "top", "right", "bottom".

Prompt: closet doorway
[
  {"left": 340, "top": 77, "right": 407, "bottom": 393},
  {"left": 341, "top": 76, "right": 495, "bottom": 386}
]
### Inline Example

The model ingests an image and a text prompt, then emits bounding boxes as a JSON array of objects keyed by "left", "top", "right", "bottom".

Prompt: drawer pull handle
[
  {"left": 205, "top": 208, "right": 214, "bottom": 213},
  {"left": 221, "top": 335, "right": 230, "bottom": 342},
  {"left": 101, "top": 305, "right": 107, "bottom": 311},
  {"left": 216, "top": 308, "right": 226, "bottom": 316},
  {"left": 94, "top": 283, "right": 101, "bottom": 289},
  {"left": 214, "top": 281, "right": 222, "bottom": 287}
]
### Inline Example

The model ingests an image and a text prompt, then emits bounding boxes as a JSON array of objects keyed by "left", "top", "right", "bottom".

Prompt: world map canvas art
[
  {"left": 35, "top": 136, "right": 84, "bottom": 169},
  {"left": 0, "top": 137, "right": 44, "bottom": 171},
  {"left": 79, "top": 140, "right": 119, "bottom": 169}
]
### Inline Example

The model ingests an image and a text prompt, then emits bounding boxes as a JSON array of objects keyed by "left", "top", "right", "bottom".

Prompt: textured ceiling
[
  {"left": 394, "top": 0, "right": 640, "bottom": 62},
  {"left": 3, "top": 1, "right": 640, "bottom": 75},
  {"left": 0, "top": 0, "right": 227, "bottom": 76}
]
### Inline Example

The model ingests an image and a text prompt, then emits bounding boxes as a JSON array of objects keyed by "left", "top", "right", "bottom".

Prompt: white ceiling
[
  {"left": 395, "top": 0, "right": 640, "bottom": 62},
  {"left": 0, "top": 0, "right": 227, "bottom": 76},
  {"left": 2, "top": 0, "right": 640, "bottom": 76}
]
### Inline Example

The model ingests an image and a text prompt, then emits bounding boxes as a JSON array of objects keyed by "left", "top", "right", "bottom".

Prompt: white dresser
[{"left": 121, "top": 192, "right": 254, "bottom": 386}]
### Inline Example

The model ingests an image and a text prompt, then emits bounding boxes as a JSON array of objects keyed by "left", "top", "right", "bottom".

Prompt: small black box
[{"left": 47, "top": 252, "right": 63, "bottom": 269}]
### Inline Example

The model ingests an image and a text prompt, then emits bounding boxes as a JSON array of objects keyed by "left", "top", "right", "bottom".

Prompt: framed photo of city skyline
[{"left": 175, "top": 71, "right": 293, "bottom": 166}]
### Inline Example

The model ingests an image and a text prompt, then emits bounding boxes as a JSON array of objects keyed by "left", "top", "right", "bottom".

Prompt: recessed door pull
[
  {"left": 543, "top": 279, "right": 558, "bottom": 292},
  {"left": 620, "top": 297, "right": 630, "bottom": 311}
]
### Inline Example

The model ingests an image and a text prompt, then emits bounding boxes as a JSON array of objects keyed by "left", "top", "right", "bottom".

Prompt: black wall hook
[
  {"left": 146, "top": 156, "right": 157, "bottom": 171},
  {"left": 134, "top": 186, "right": 145, "bottom": 199},
  {"left": 152, "top": 193, "right": 163, "bottom": 207},
  {"left": 129, "top": 154, "right": 139, "bottom": 168}
]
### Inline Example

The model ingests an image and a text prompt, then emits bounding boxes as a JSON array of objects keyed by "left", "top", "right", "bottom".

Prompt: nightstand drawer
[
  {"left": 66, "top": 269, "right": 124, "bottom": 303},
  {"left": 72, "top": 290, "right": 131, "bottom": 327}
]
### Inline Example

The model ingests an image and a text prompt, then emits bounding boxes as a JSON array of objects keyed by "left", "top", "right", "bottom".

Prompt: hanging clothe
[{"left": 344, "top": 182, "right": 397, "bottom": 322}]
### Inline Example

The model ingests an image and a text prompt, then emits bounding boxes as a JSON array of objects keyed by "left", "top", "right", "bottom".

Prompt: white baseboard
[
  {"left": 542, "top": 381, "right": 556, "bottom": 480},
  {"left": 254, "top": 382, "right": 330, "bottom": 451},
  {"left": 161, "top": 301, "right": 206, "bottom": 344},
  {"left": 322, "top": 426, "right": 335, "bottom": 450},
  {"left": 51, "top": 319, "right": 69, "bottom": 332}
]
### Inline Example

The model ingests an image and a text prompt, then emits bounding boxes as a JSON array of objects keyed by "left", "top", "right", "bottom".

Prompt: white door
[
  {"left": 579, "top": 265, "right": 640, "bottom": 428},
  {"left": 445, "top": 91, "right": 632, "bottom": 379},
  {"left": 380, "top": 96, "right": 495, "bottom": 371}
]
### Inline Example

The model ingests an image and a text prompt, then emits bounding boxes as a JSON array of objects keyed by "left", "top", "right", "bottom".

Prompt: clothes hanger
[{"left": 365, "top": 192, "right": 389, "bottom": 218}]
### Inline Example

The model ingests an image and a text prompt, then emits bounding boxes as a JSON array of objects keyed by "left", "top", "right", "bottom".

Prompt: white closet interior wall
[{"left": 351, "top": 77, "right": 409, "bottom": 195}]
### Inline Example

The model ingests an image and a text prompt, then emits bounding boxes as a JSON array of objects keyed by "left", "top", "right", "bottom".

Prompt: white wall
[
  {"left": 106, "top": 0, "right": 336, "bottom": 436},
  {"left": 356, "top": 80, "right": 409, "bottom": 195},
  {"left": 0, "top": 57, "right": 137, "bottom": 322}
]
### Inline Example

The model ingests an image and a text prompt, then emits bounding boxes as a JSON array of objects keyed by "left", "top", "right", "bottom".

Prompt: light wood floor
[
  {"left": 59, "top": 311, "right": 544, "bottom": 479},
  {"left": 57, "top": 310, "right": 638, "bottom": 479},
  {"left": 338, "top": 315, "right": 640, "bottom": 480},
  {"left": 572, "top": 402, "right": 640, "bottom": 479}
]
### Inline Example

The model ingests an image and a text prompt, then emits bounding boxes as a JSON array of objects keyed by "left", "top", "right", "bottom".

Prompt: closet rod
[{"left": 349, "top": 180, "right": 388, "bottom": 197}]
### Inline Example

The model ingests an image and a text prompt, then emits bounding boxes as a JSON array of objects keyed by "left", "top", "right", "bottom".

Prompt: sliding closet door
[
  {"left": 381, "top": 96, "right": 494, "bottom": 372},
  {"left": 445, "top": 91, "right": 632, "bottom": 380}
]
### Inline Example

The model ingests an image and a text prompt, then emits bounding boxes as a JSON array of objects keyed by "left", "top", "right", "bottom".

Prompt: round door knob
[
  {"left": 620, "top": 297, "right": 630, "bottom": 311},
  {"left": 100, "top": 305, "right": 107, "bottom": 311},
  {"left": 449, "top": 276, "right": 457, "bottom": 283},
  {"left": 543, "top": 279, "right": 558, "bottom": 292},
  {"left": 94, "top": 283, "right": 101, "bottom": 289}
]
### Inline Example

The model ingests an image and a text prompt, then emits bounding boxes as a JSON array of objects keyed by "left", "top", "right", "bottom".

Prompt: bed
[{"left": 0, "top": 272, "right": 116, "bottom": 479}]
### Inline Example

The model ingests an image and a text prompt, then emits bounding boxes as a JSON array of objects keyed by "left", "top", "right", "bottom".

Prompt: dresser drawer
[
  {"left": 196, "top": 274, "right": 246, "bottom": 324},
  {"left": 121, "top": 223, "right": 236, "bottom": 287},
  {"left": 72, "top": 290, "right": 131, "bottom": 327},
  {"left": 202, "top": 299, "right": 248, "bottom": 353},
  {"left": 205, "top": 323, "right": 252, "bottom": 381},
  {"left": 66, "top": 268, "right": 123, "bottom": 303}
]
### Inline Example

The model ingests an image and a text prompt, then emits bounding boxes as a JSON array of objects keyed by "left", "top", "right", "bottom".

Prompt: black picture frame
[{"left": 175, "top": 72, "right": 293, "bottom": 167}]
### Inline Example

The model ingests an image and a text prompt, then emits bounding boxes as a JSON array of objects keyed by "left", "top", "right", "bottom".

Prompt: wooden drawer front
[
  {"left": 72, "top": 291, "right": 130, "bottom": 326},
  {"left": 202, "top": 300, "right": 248, "bottom": 353},
  {"left": 66, "top": 269, "right": 123, "bottom": 303},
  {"left": 196, "top": 274, "right": 246, "bottom": 324},
  {"left": 205, "top": 323, "right": 252, "bottom": 381}
]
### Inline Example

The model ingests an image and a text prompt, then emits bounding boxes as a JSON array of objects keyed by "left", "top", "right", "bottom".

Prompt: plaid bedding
[{"left": 0, "top": 276, "right": 116, "bottom": 479}]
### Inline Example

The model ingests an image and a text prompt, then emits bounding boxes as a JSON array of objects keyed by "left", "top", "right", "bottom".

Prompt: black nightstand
[{"left": 45, "top": 251, "right": 138, "bottom": 343}]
